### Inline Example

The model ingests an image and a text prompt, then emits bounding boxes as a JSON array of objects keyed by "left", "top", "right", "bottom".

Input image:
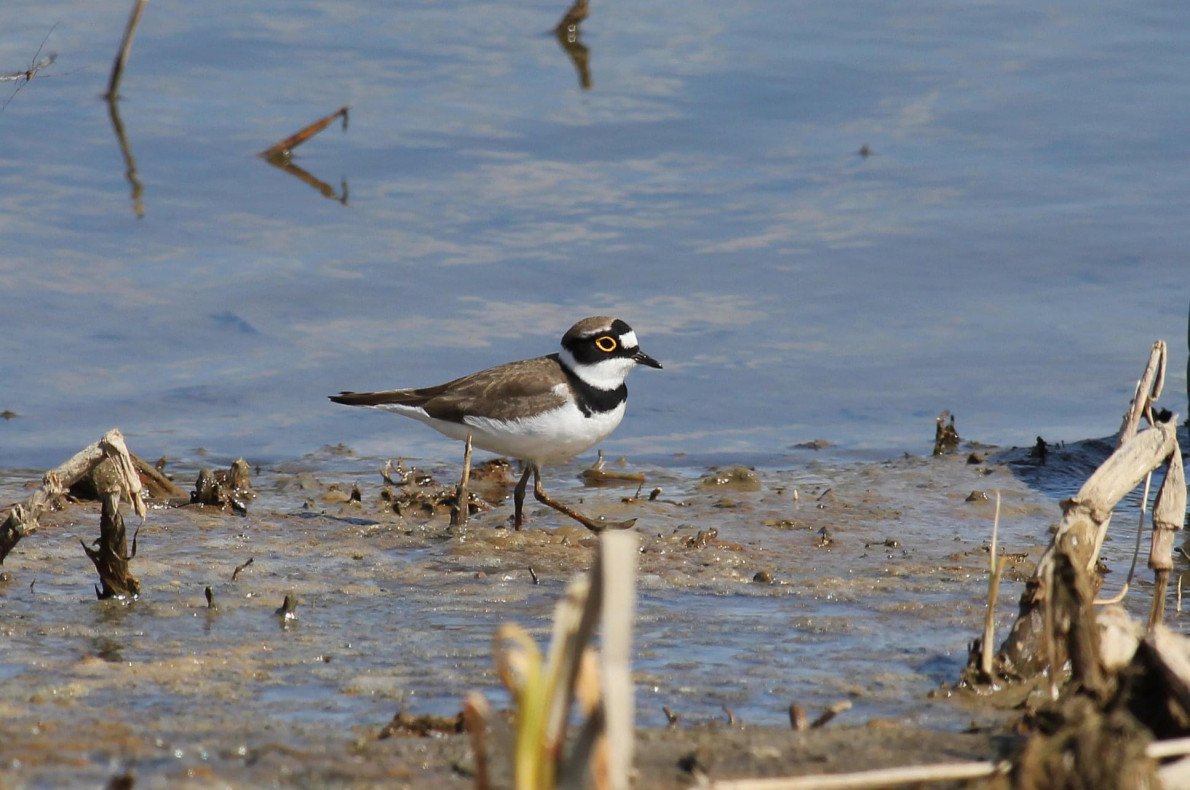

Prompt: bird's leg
[
  {"left": 531, "top": 463, "right": 636, "bottom": 533},
  {"left": 513, "top": 464, "right": 533, "bottom": 530}
]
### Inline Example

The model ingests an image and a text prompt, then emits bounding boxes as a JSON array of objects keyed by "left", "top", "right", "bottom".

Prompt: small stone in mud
[
  {"left": 697, "top": 466, "right": 761, "bottom": 492},
  {"left": 965, "top": 490, "right": 989, "bottom": 502},
  {"left": 967, "top": 452, "right": 984, "bottom": 464},
  {"left": 753, "top": 570, "right": 773, "bottom": 584},
  {"left": 794, "top": 439, "right": 831, "bottom": 450},
  {"left": 0, "top": 409, "right": 16, "bottom": 420}
]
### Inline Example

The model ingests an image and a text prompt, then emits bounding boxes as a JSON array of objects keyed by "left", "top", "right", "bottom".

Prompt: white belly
[{"left": 377, "top": 401, "right": 626, "bottom": 464}]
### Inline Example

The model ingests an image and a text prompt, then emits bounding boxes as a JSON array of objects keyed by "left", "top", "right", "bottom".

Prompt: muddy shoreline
[{"left": 0, "top": 439, "right": 1156, "bottom": 787}]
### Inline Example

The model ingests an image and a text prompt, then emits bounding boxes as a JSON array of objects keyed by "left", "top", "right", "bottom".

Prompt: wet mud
[{"left": 0, "top": 442, "right": 1175, "bottom": 787}]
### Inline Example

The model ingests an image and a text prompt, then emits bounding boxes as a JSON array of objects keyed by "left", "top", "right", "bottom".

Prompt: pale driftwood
[
  {"left": 998, "top": 417, "right": 1180, "bottom": 676},
  {"left": 1148, "top": 445, "right": 1186, "bottom": 627},
  {"left": 598, "top": 531, "right": 637, "bottom": 790},
  {"left": 0, "top": 429, "right": 145, "bottom": 564},
  {"left": 1158, "top": 758, "right": 1190, "bottom": 788},
  {"left": 1096, "top": 605, "right": 1142, "bottom": 671},
  {"left": 978, "top": 492, "right": 1005, "bottom": 678},
  {"left": 693, "top": 760, "right": 1009, "bottom": 790},
  {"left": 1116, "top": 341, "right": 1166, "bottom": 446}
]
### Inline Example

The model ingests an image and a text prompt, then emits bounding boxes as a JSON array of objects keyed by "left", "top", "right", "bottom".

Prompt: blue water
[{"left": 2, "top": 1, "right": 1188, "bottom": 471}]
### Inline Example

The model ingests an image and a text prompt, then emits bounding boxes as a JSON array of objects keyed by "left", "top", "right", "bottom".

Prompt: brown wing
[{"left": 330, "top": 355, "right": 571, "bottom": 424}]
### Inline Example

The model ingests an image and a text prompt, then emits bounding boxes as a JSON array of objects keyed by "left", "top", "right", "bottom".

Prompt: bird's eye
[{"left": 595, "top": 335, "right": 618, "bottom": 352}]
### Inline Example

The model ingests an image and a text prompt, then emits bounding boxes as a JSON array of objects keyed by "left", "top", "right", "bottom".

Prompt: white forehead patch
[{"left": 618, "top": 330, "right": 639, "bottom": 349}]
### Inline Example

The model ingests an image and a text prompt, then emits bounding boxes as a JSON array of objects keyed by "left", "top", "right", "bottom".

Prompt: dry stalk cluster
[{"left": 466, "top": 531, "right": 637, "bottom": 790}]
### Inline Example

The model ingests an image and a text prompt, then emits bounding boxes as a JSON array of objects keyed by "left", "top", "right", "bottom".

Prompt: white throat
[{"left": 558, "top": 348, "right": 636, "bottom": 390}]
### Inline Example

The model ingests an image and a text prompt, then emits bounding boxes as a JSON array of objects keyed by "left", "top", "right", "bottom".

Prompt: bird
[{"left": 330, "top": 316, "right": 662, "bottom": 531}]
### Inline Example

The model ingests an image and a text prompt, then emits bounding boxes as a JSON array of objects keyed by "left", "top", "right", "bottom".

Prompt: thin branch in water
[
  {"left": 260, "top": 106, "right": 350, "bottom": 161},
  {"left": 106, "top": 0, "right": 149, "bottom": 100}
]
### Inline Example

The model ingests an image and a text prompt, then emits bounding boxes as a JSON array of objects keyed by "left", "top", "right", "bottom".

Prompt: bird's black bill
[{"left": 633, "top": 351, "right": 662, "bottom": 369}]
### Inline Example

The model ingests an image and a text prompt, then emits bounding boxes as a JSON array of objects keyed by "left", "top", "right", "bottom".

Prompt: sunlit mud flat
[{"left": 0, "top": 441, "right": 1176, "bottom": 786}]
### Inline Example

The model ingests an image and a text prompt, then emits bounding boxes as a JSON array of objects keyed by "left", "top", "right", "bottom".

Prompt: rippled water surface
[
  {"left": 0, "top": 0, "right": 1187, "bottom": 469},
  {"left": 1, "top": 1, "right": 1189, "bottom": 785}
]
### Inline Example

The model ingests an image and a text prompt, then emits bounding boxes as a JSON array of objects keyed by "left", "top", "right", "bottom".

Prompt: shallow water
[
  {"left": 2, "top": 441, "right": 1185, "bottom": 785},
  {"left": 0, "top": 0, "right": 1187, "bottom": 469}
]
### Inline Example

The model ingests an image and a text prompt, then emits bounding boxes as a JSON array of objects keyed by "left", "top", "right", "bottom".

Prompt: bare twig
[
  {"left": 809, "top": 700, "right": 851, "bottom": 729},
  {"left": 260, "top": 106, "right": 349, "bottom": 161},
  {"left": 106, "top": 0, "right": 149, "bottom": 99},
  {"left": 451, "top": 433, "right": 473, "bottom": 527},
  {"left": 695, "top": 759, "right": 1009, "bottom": 789}
]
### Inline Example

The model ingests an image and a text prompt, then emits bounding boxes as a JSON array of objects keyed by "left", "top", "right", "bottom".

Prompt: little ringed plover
[{"left": 330, "top": 316, "right": 661, "bottom": 531}]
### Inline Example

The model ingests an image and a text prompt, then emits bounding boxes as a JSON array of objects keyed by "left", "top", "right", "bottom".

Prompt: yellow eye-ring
[{"left": 595, "top": 335, "right": 618, "bottom": 352}]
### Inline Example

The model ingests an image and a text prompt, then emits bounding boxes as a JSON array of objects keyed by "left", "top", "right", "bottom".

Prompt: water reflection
[
  {"left": 105, "top": 96, "right": 145, "bottom": 219},
  {"left": 260, "top": 106, "right": 351, "bottom": 204},
  {"left": 89, "top": 635, "right": 124, "bottom": 663},
  {"left": 554, "top": 0, "right": 592, "bottom": 90}
]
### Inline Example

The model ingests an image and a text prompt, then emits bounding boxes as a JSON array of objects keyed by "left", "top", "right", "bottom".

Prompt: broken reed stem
[
  {"left": 979, "top": 556, "right": 1008, "bottom": 679},
  {"left": 1117, "top": 340, "right": 1166, "bottom": 446},
  {"left": 809, "top": 701, "right": 851, "bottom": 729},
  {"left": 451, "top": 433, "right": 473, "bottom": 527},
  {"left": 1042, "top": 559, "right": 1059, "bottom": 700},
  {"left": 1147, "top": 444, "right": 1185, "bottom": 627},
  {"left": 463, "top": 691, "right": 491, "bottom": 790},
  {"left": 260, "top": 106, "right": 349, "bottom": 160},
  {"left": 978, "top": 492, "right": 1003, "bottom": 676},
  {"left": 600, "top": 531, "right": 637, "bottom": 790},
  {"left": 106, "top": 0, "right": 149, "bottom": 99},
  {"left": 1150, "top": 572, "right": 1171, "bottom": 630},
  {"left": 698, "top": 760, "right": 1009, "bottom": 790}
]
